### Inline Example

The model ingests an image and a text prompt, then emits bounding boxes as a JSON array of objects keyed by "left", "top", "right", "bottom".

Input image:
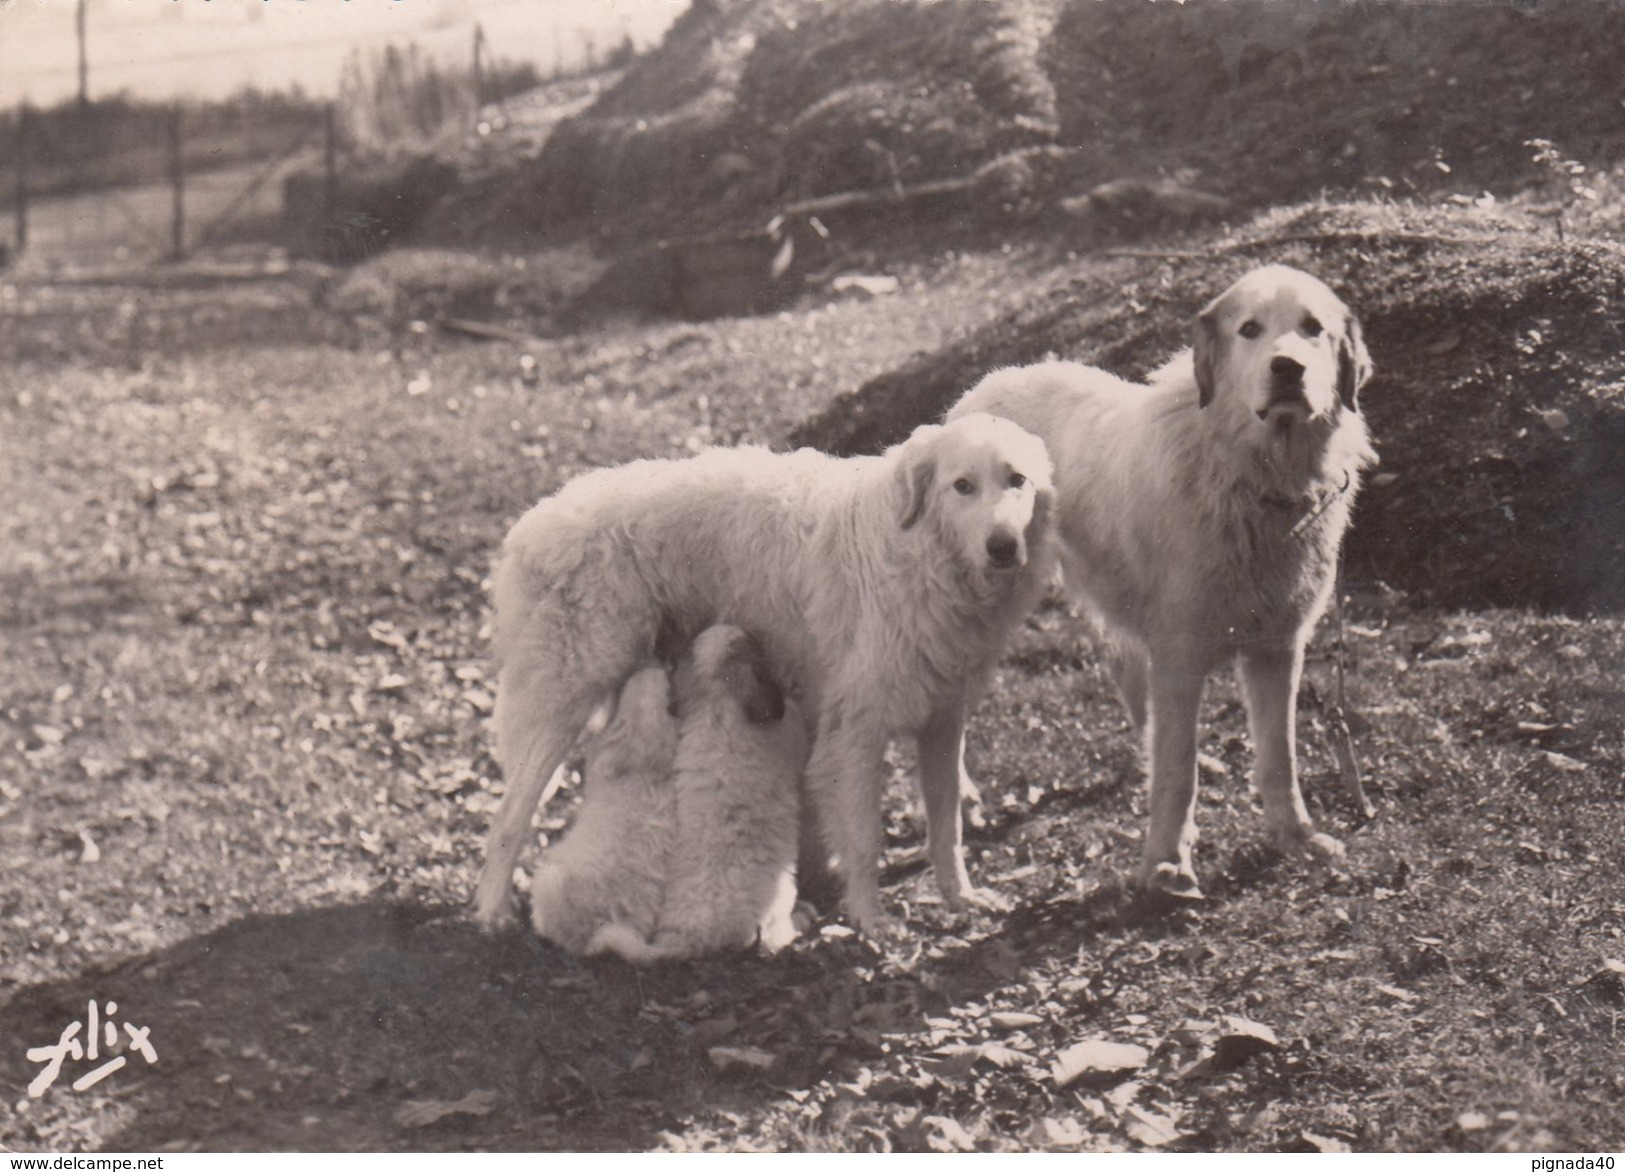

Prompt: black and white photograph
[{"left": 1, "top": 0, "right": 1622, "bottom": 1156}]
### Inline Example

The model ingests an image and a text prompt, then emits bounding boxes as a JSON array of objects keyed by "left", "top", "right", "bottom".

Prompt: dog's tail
[{"left": 584, "top": 921, "right": 686, "bottom": 966}]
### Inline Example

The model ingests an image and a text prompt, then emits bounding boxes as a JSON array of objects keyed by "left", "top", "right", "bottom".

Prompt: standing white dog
[
  {"left": 951, "top": 265, "right": 1376, "bottom": 898},
  {"left": 477, "top": 414, "right": 1056, "bottom": 937}
]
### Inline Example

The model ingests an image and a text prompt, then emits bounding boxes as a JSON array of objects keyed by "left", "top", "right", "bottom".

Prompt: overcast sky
[{"left": 0, "top": 0, "right": 686, "bottom": 107}]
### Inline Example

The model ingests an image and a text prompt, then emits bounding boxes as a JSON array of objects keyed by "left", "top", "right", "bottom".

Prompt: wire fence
[
  {"left": 0, "top": 32, "right": 623, "bottom": 277},
  {"left": 1, "top": 97, "right": 337, "bottom": 273}
]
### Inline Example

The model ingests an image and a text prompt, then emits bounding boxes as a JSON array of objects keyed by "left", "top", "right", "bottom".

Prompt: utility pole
[
  {"left": 472, "top": 23, "right": 486, "bottom": 109},
  {"left": 76, "top": 0, "right": 89, "bottom": 108}
]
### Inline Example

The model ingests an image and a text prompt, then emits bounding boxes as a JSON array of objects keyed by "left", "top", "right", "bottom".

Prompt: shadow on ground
[
  {"left": 0, "top": 872, "right": 1173, "bottom": 1153},
  {"left": 2, "top": 902, "right": 691, "bottom": 1151}
]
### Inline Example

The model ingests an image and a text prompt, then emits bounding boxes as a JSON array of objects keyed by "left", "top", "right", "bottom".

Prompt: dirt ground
[{"left": 2, "top": 228, "right": 1623, "bottom": 1152}]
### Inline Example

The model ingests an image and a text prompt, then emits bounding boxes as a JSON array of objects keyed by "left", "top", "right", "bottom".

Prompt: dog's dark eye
[
  {"left": 1302, "top": 316, "right": 1324, "bottom": 337},
  {"left": 953, "top": 478, "right": 976, "bottom": 495},
  {"left": 1008, "top": 472, "right": 1026, "bottom": 489},
  {"left": 1238, "top": 320, "right": 1263, "bottom": 340}
]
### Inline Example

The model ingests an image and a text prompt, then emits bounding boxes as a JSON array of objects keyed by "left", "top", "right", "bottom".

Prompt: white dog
[
  {"left": 478, "top": 414, "right": 1057, "bottom": 938},
  {"left": 951, "top": 265, "right": 1377, "bottom": 898},
  {"left": 528, "top": 665, "right": 679, "bottom": 955},
  {"left": 584, "top": 625, "right": 809, "bottom": 963},
  {"left": 531, "top": 626, "right": 808, "bottom": 962}
]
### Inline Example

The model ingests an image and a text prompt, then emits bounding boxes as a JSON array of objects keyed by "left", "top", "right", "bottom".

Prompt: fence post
[
  {"left": 13, "top": 104, "right": 27, "bottom": 257},
  {"left": 168, "top": 104, "right": 184, "bottom": 261},
  {"left": 323, "top": 103, "right": 337, "bottom": 229},
  {"left": 76, "top": 0, "right": 90, "bottom": 109}
]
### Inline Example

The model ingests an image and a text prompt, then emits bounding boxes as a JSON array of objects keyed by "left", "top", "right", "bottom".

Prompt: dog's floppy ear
[
  {"left": 895, "top": 425, "right": 940, "bottom": 530},
  {"left": 722, "top": 638, "right": 786, "bottom": 725},
  {"left": 1336, "top": 313, "right": 1372, "bottom": 412},
  {"left": 1193, "top": 307, "right": 1220, "bottom": 409}
]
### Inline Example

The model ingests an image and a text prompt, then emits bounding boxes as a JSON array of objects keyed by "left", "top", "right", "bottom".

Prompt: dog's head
[
  {"left": 1193, "top": 265, "right": 1371, "bottom": 427},
  {"left": 675, "top": 624, "right": 788, "bottom": 727},
  {"left": 590, "top": 666, "right": 680, "bottom": 781},
  {"left": 893, "top": 412, "right": 1055, "bottom": 577}
]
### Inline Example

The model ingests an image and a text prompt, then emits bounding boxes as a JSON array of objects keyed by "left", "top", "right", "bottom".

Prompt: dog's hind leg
[
  {"left": 474, "top": 532, "right": 668, "bottom": 930},
  {"left": 473, "top": 663, "right": 610, "bottom": 930},
  {"left": 1236, "top": 643, "right": 1345, "bottom": 863},
  {"left": 1139, "top": 646, "right": 1207, "bottom": 899}
]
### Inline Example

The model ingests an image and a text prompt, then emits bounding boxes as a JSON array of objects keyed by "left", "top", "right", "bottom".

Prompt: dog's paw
[
  {"left": 942, "top": 883, "right": 1012, "bottom": 915},
  {"left": 1304, "top": 831, "right": 1347, "bottom": 862},
  {"left": 1140, "top": 861, "right": 1205, "bottom": 901},
  {"left": 471, "top": 889, "right": 519, "bottom": 933},
  {"left": 1270, "top": 825, "right": 1347, "bottom": 864},
  {"left": 848, "top": 904, "right": 908, "bottom": 944}
]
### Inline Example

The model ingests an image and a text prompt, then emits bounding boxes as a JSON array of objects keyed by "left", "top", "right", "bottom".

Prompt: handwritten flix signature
[{"left": 26, "top": 999, "right": 158, "bottom": 1097}]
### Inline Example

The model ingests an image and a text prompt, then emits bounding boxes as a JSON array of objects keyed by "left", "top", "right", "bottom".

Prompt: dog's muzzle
[{"left": 1258, "top": 356, "right": 1310, "bottom": 421}]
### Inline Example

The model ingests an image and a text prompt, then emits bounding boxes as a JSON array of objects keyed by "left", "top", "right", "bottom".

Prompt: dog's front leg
[
  {"left": 918, "top": 705, "right": 1007, "bottom": 913},
  {"left": 1101, "top": 637, "right": 1150, "bottom": 735},
  {"left": 806, "top": 717, "right": 898, "bottom": 939},
  {"left": 1139, "top": 646, "right": 1207, "bottom": 899},
  {"left": 1236, "top": 643, "right": 1345, "bottom": 863}
]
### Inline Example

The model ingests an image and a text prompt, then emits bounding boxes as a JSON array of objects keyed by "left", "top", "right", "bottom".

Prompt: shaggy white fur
[
  {"left": 531, "top": 626, "right": 809, "bottom": 963},
  {"left": 479, "top": 414, "right": 1057, "bottom": 938},
  {"left": 528, "top": 666, "right": 678, "bottom": 954},
  {"left": 951, "top": 265, "right": 1377, "bottom": 898},
  {"left": 583, "top": 625, "right": 808, "bottom": 963}
]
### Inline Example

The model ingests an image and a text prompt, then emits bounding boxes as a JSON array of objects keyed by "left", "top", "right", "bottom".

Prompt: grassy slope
[{"left": 2, "top": 217, "right": 1622, "bottom": 1151}]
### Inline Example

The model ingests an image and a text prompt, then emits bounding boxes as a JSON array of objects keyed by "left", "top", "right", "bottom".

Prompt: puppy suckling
[{"left": 530, "top": 625, "right": 808, "bottom": 963}]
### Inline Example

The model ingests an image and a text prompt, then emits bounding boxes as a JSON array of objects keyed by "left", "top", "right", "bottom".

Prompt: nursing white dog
[
  {"left": 951, "top": 265, "right": 1377, "bottom": 899},
  {"left": 478, "top": 414, "right": 1057, "bottom": 938}
]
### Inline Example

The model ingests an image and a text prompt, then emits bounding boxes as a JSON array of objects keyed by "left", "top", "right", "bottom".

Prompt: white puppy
[
  {"left": 591, "top": 624, "right": 809, "bottom": 963},
  {"left": 529, "top": 666, "right": 679, "bottom": 954},
  {"left": 531, "top": 626, "right": 808, "bottom": 962}
]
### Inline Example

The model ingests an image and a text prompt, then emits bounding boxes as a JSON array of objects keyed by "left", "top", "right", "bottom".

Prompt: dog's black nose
[
  {"left": 986, "top": 533, "right": 1020, "bottom": 568},
  {"left": 1270, "top": 355, "right": 1305, "bottom": 382}
]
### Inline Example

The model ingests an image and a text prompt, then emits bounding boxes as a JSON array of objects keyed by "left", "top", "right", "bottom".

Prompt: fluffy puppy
[
  {"left": 528, "top": 667, "right": 678, "bottom": 954},
  {"left": 590, "top": 624, "right": 809, "bottom": 963}
]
